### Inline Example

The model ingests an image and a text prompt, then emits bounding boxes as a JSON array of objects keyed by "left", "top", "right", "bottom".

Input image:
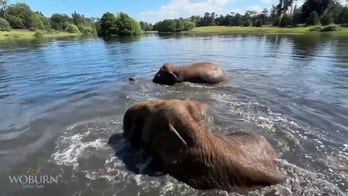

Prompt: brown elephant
[
  {"left": 122, "top": 99, "right": 282, "bottom": 191},
  {"left": 152, "top": 62, "right": 226, "bottom": 85}
]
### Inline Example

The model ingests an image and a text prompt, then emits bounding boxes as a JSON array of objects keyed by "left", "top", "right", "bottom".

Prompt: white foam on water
[
  {"left": 50, "top": 114, "right": 347, "bottom": 195},
  {"left": 52, "top": 130, "right": 108, "bottom": 169}
]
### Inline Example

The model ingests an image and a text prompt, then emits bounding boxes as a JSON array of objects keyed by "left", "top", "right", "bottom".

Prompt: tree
[
  {"left": 98, "top": 12, "right": 142, "bottom": 36},
  {"left": 189, "top": 15, "right": 201, "bottom": 27},
  {"left": 6, "top": 15, "right": 24, "bottom": 28},
  {"left": 5, "top": 3, "right": 38, "bottom": 29},
  {"left": 301, "top": 0, "right": 333, "bottom": 23},
  {"left": 254, "top": 19, "right": 263, "bottom": 27},
  {"left": 98, "top": 12, "right": 117, "bottom": 36},
  {"left": 280, "top": 14, "right": 293, "bottom": 27},
  {"left": 139, "top": 21, "right": 153, "bottom": 31},
  {"left": 0, "top": 0, "right": 8, "bottom": 18},
  {"left": 0, "top": 17, "right": 9, "bottom": 30},
  {"left": 321, "top": 11, "right": 333, "bottom": 25},
  {"left": 200, "top": 12, "right": 215, "bottom": 26},
  {"left": 278, "top": 0, "right": 294, "bottom": 16},
  {"left": 114, "top": 12, "right": 142, "bottom": 36},
  {"left": 50, "top": 13, "right": 71, "bottom": 30},
  {"left": 71, "top": 11, "right": 96, "bottom": 35},
  {"left": 183, "top": 20, "right": 195, "bottom": 30},
  {"left": 306, "top": 11, "right": 320, "bottom": 25},
  {"left": 242, "top": 19, "right": 252, "bottom": 26},
  {"left": 336, "top": 6, "right": 348, "bottom": 24}
]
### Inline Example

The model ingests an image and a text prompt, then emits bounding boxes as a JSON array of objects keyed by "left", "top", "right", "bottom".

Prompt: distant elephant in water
[
  {"left": 122, "top": 99, "right": 282, "bottom": 191},
  {"left": 152, "top": 62, "right": 226, "bottom": 85}
]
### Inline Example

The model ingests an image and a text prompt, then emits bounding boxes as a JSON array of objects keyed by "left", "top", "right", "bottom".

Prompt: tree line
[
  {"left": 1, "top": 0, "right": 348, "bottom": 35},
  {"left": 0, "top": 1, "right": 142, "bottom": 36},
  {"left": 146, "top": 0, "right": 348, "bottom": 32},
  {"left": 0, "top": 1, "right": 97, "bottom": 35}
]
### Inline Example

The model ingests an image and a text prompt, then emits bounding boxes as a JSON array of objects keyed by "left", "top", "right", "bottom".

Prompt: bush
[
  {"left": 78, "top": 24, "right": 97, "bottom": 36},
  {"left": 183, "top": 20, "right": 195, "bottom": 31},
  {"left": 0, "top": 17, "right": 10, "bottom": 31},
  {"left": 309, "top": 25, "right": 322, "bottom": 31},
  {"left": 65, "top": 23, "right": 80, "bottom": 33},
  {"left": 306, "top": 11, "right": 320, "bottom": 26},
  {"left": 34, "top": 30, "right": 44, "bottom": 38},
  {"left": 320, "top": 24, "right": 341, "bottom": 32}
]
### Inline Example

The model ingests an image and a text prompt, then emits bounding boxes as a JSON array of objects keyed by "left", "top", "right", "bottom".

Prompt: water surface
[{"left": 0, "top": 34, "right": 347, "bottom": 195}]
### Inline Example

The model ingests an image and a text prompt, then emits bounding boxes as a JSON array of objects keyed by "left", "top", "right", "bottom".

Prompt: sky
[{"left": 10, "top": 0, "right": 345, "bottom": 23}]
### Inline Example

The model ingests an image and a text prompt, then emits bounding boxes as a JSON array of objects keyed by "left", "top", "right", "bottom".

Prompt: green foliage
[
  {"left": 6, "top": 14, "right": 24, "bottom": 28},
  {"left": 65, "top": 23, "right": 80, "bottom": 33},
  {"left": 6, "top": 3, "right": 34, "bottom": 29},
  {"left": 321, "top": 12, "right": 333, "bottom": 25},
  {"left": 114, "top": 12, "right": 142, "bottom": 36},
  {"left": 154, "top": 19, "right": 176, "bottom": 32},
  {"left": 279, "top": 15, "right": 293, "bottom": 27},
  {"left": 336, "top": 7, "right": 348, "bottom": 24},
  {"left": 50, "top": 13, "right": 71, "bottom": 30},
  {"left": 242, "top": 19, "right": 252, "bottom": 27},
  {"left": 254, "top": 19, "right": 263, "bottom": 27},
  {"left": 0, "top": 17, "right": 9, "bottom": 30},
  {"left": 34, "top": 30, "right": 44, "bottom": 38},
  {"left": 98, "top": 12, "right": 117, "bottom": 36},
  {"left": 183, "top": 20, "right": 195, "bottom": 30},
  {"left": 98, "top": 12, "right": 141, "bottom": 36},
  {"left": 3, "top": 3, "right": 49, "bottom": 30},
  {"left": 71, "top": 11, "right": 97, "bottom": 36},
  {"left": 78, "top": 23, "right": 96, "bottom": 35},
  {"left": 320, "top": 24, "right": 341, "bottom": 32},
  {"left": 154, "top": 19, "right": 195, "bottom": 32},
  {"left": 301, "top": 0, "right": 333, "bottom": 22},
  {"left": 139, "top": 21, "right": 153, "bottom": 31},
  {"left": 272, "top": 17, "right": 281, "bottom": 26},
  {"left": 306, "top": 11, "right": 320, "bottom": 26},
  {"left": 0, "top": 0, "right": 9, "bottom": 18},
  {"left": 309, "top": 25, "right": 322, "bottom": 31}
]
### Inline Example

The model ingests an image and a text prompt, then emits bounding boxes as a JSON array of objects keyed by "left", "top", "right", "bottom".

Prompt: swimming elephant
[
  {"left": 152, "top": 62, "right": 226, "bottom": 85},
  {"left": 122, "top": 99, "right": 282, "bottom": 191}
]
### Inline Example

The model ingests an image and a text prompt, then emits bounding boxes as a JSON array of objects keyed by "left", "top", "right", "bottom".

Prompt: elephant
[
  {"left": 122, "top": 99, "right": 282, "bottom": 191},
  {"left": 152, "top": 62, "right": 226, "bottom": 85}
]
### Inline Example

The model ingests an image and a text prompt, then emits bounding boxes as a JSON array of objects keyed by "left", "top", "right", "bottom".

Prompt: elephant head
[
  {"left": 152, "top": 63, "right": 179, "bottom": 85},
  {"left": 122, "top": 99, "right": 282, "bottom": 191},
  {"left": 123, "top": 99, "right": 207, "bottom": 163}
]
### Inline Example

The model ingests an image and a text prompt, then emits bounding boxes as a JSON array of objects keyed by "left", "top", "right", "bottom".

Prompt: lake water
[{"left": 0, "top": 34, "right": 347, "bottom": 195}]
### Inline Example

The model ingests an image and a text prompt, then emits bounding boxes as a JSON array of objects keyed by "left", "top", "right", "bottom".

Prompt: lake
[{"left": 0, "top": 34, "right": 347, "bottom": 195}]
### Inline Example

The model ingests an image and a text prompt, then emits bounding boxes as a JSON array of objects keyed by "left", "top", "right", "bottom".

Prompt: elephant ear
[{"left": 158, "top": 123, "right": 187, "bottom": 164}]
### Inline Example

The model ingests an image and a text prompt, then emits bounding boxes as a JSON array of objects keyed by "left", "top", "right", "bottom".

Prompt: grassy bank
[
  {"left": 190, "top": 26, "right": 348, "bottom": 35},
  {"left": 0, "top": 30, "right": 81, "bottom": 41}
]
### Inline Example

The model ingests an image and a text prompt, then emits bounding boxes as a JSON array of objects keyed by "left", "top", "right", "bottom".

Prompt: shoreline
[
  {"left": 0, "top": 30, "right": 82, "bottom": 41},
  {"left": 189, "top": 26, "right": 348, "bottom": 35}
]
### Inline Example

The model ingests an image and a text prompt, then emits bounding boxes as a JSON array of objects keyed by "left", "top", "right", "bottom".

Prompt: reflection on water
[{"left": 0, "top": 34, "right": 347, "bottom": 195}]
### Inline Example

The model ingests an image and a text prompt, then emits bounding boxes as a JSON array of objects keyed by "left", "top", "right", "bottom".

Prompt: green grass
[
  {"left": 0, "top": 30, "right": 81, "bottom": 41},
  {"left": 190, "top": 26, "right": 348, "bottom": 35}
]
